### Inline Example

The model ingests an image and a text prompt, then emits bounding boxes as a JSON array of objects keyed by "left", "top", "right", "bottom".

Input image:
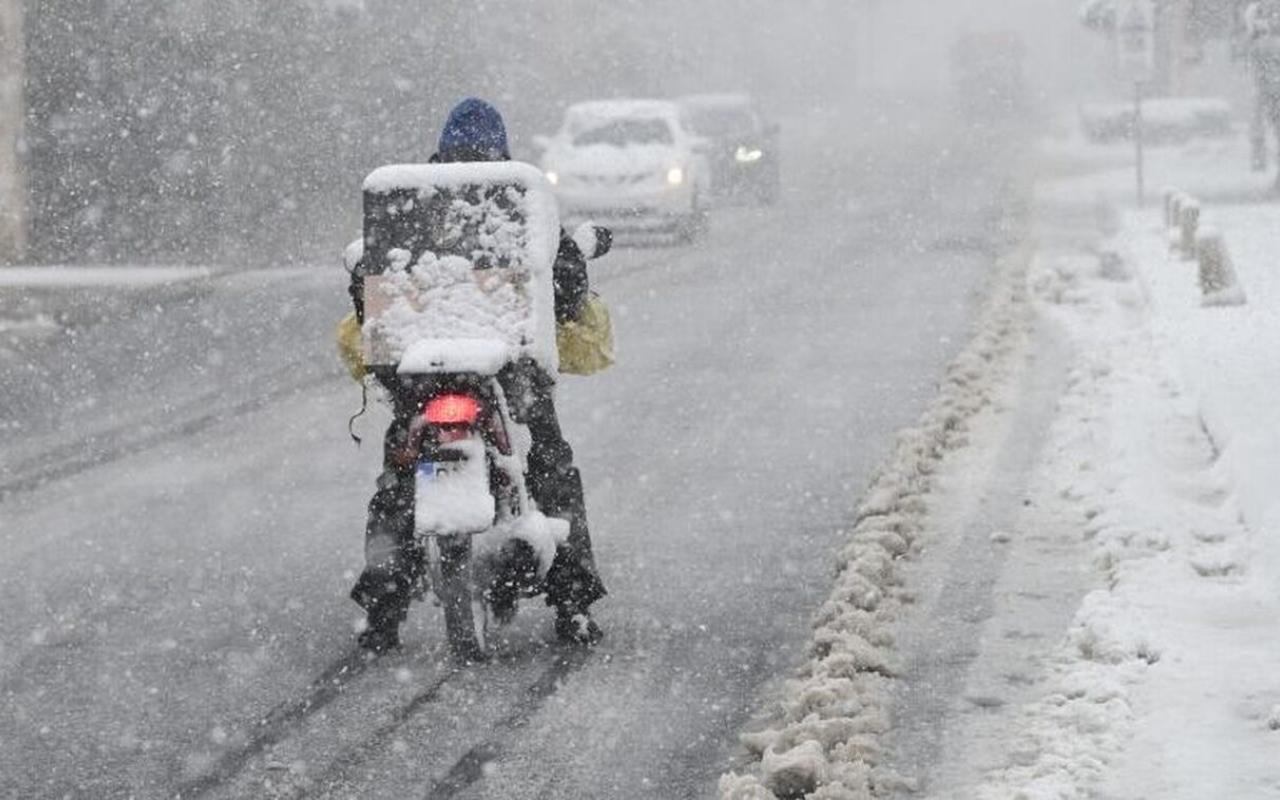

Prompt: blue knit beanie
[{"left": 438, "top": 98, "right": 511, "bottom": 161}]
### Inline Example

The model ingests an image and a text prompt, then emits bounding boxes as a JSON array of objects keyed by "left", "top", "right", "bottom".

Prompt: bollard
[
  {"left": 1168, "top": 193, "right": 1185, "bottom": 229},
  {"left": 1163, "top": 189, "right": 1180, "bottom": 228},
  {"left": 1196, "top": 229, "right": 1246, "bottom": 306},
  {"left": 1166, "top": 194, "right": 1185, "bottom": 252},
  {"left": 1179, "top": 199, "right": 1200, "bottom": 259}
]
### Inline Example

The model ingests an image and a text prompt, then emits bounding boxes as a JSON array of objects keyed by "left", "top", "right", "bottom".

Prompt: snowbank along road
[
  {"left": 714, "top": 128, "right": 1280, "bottom": 800},
  {"left": 0, "top": 101, "right": 1029, "bottom": 798}
]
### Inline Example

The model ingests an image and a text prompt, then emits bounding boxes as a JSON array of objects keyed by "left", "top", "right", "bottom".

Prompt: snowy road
[{"left": 0, "top": 104, "right": 1026, "bottom": 799}]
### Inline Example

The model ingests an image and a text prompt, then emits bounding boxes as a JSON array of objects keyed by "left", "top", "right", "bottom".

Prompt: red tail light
[{"left": 424, "top": 393, "right": 481, "bottom": 426}]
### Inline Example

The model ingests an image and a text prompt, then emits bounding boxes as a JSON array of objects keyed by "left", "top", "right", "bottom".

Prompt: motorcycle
[{"left": 355, "top": 161, "right": 609, "bottom": 661}]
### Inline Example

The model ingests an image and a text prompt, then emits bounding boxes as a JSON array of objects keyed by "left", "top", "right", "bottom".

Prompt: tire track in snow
[
  {"left": 422, "top": 646, "right": 592, "bottom": 800},
  {"left": 175, "top": 647, "right": 391, "bottom": 798},
  {"left": 176, "top": 641, "right": 589, "bottom": 799}
]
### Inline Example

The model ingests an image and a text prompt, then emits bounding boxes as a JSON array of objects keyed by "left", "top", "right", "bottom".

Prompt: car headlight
[
  {"left": 666, "top": 166, "right": 685, "bottom": 186},
  {"left": 735, "top": 146, "right": 764, "bottom": 163},
  {"left": 545, "top": 170, "right": 560, "bottom": 186}
]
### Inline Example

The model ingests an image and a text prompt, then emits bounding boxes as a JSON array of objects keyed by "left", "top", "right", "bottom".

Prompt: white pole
[
  {"left": 0, "top": 0, "right": 27, "bottom": 263},
  {"left": 862, "top": 0, "right": 879, "bottom": 93},
  {"left": 1135, "top": 80, "right": 1145, "bottom": 207}
]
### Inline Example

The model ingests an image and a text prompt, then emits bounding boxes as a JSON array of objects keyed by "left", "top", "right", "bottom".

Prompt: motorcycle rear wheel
[{"left": 436, "top": 535, "right": 489, "bottom": 663}]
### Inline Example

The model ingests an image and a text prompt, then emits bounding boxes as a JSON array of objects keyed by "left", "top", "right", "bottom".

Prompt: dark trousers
[{"left": 351, "top": 366, "right": 606, "bottom": 627}]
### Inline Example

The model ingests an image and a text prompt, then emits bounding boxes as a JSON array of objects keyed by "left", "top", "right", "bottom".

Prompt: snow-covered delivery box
[{"left": 359, "top": 162, "right": 561, "bottom": 374}]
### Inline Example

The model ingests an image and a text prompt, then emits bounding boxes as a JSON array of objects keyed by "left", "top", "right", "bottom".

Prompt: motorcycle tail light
[{"left": 424, "top": 393, "right": 480, "bottom": 426}]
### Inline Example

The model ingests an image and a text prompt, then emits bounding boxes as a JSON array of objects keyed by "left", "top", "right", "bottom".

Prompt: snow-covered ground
[
  {"left": 720, "top": 123, "right": 1280, "bottom": 797},
  {"left": 975, "top": 137, "right": 1280, "bottom": 799},
  {"left": 12, "top": 100, "right": 1275, "bottom": 798}
]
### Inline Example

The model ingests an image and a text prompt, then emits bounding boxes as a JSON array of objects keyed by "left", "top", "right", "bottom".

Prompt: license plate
[
  {"left": 414, "top": 447, "right": 495, "bottom": 535},
  {"left": 417, "top": 459, "right": 462, "bottom": 484}
]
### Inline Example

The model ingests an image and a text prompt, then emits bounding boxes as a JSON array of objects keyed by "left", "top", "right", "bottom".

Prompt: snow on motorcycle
[{"left": 354, "top": 161, "right": 610, "bottom": 662}]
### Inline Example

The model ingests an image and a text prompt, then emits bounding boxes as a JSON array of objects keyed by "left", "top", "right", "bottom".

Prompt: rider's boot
[
  {"left": 554, "top": 604, "right": 603, "bottom": 646},
  {"left": 488, "top": 539, "right": 540, "bottom": 627},
  {"left": 353, "top": 572, "right": 410, "bottom": 655},
  {"left": 358, "top": 624, "right": 400, "bottom": 654},
  {"left": 357, "top": 598, "right": 405, "bottom": 654}
]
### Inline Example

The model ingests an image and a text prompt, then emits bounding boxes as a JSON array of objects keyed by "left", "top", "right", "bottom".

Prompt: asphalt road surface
[{"left": 0, "top": 100, "right": 1026, "bottom": 799}]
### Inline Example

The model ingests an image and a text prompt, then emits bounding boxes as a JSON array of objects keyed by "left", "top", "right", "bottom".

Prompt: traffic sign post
[
  {"left": 1134, "top": 81, "right": 1145, "bottom": 207},
  {"left": 1116, "top": 0, "right": 1156, "bottom": 206}
]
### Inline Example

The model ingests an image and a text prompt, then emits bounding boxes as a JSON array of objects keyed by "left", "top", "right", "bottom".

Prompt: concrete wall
[{"left": 0, "top": 0, "right": 26, "bottom": 264}]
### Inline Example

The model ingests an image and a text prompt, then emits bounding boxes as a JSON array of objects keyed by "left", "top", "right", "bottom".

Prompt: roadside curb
[
  {"left": 0, "top": 267, "right": 222, "bottom": 347},
  {"left": 719, "top": 193, "right": 1033, "bottom": 799}
]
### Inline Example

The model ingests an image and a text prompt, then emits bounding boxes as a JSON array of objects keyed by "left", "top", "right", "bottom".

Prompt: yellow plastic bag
[
  {"left": 557, "top": 294, "right": 615, "bottom": 376},
  {"left": 336, "top": 311, "right": 367, "bottom": 381}
]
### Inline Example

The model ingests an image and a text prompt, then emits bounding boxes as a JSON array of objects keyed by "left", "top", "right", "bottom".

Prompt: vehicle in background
[
  {"left": 678, "top": 94, "right": 781, "bottom": 205},
  {"left": 950, "top": 31, "right": 1027, "bottom": 117},
  {"left": 1078, "top": 96, "right": 1233, "bottom": 144},
  {"left": 536, "top": 99, "right": 711, "bottom": 243}
]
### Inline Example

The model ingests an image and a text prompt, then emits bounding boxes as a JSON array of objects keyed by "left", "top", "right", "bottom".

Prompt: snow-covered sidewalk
[
  {"left": 1119, "top": 197, "right": 1280, "bottom": 602},
  {"left": 719, "top": 128, "right": 1280, "bottom": 798},
  {"left": 974, "top": 136, "right": 1280, "bottom": 798}
]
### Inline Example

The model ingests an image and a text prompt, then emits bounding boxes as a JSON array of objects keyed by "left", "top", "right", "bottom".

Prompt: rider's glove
[{"left": 336, "top": 311, "right": 367, "bottom": 381}]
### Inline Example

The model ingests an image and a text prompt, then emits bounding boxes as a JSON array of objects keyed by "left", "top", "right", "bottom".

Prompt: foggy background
[
  {"left": 6, "top": 3, "right": 1271, "bottom": 797},
  {"left": 16, "top": 0, "right": 1099, "bottom": 268}
]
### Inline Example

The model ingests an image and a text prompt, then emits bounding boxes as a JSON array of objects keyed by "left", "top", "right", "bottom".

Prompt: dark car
[{"left": 678, "top": 94, "right": 780, "bottom": 205}]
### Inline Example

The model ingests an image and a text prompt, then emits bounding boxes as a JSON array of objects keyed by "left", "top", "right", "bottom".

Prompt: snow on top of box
[{"left": 362, "top": 160, "right": 558, "bottom": 279}]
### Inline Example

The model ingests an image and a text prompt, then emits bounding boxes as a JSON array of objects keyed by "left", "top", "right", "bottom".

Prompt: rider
[{"left": 346, "top": 98, "right": 607, "bottom": 653}]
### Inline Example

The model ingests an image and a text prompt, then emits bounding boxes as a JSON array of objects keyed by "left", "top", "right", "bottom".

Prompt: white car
[{"left": 538, "top": 100, "right": 711, "bottom": 242}]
